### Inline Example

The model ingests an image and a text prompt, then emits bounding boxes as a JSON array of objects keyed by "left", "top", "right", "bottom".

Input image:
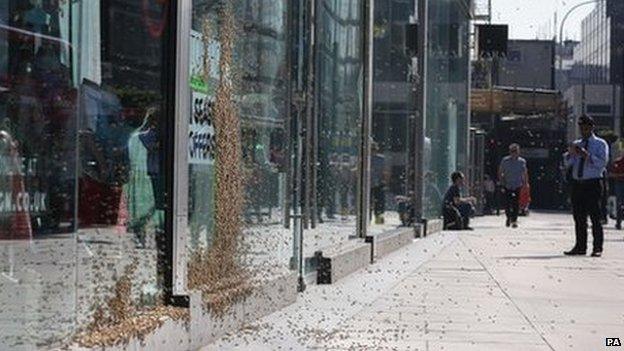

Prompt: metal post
[
  {"left": 303, "top": 0, "right": 316, "bottom": 229},
  {"left": 413, "top": 0, "right": 428, "bottom": 222},
  {"left": 172, "top": 0, "right": 192, "bottom": 297},
  {"left": 358, "top": 0, "right": 374, "bottom": 238},
  {"left": 290, "top": 0, "right": 307, "bottom": 293},
  {"left": 284, "top": 0, "right": 294, "bottom": 230}
]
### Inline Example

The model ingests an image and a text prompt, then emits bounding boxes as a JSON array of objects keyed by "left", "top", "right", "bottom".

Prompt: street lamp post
[{"left": 558, "top": 0, "right": 605, "bottom": 73}]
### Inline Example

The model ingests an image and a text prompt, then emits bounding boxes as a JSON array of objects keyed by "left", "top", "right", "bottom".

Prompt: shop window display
[{"left": 0, "top": 0, "right": 180, "bottom": 348}]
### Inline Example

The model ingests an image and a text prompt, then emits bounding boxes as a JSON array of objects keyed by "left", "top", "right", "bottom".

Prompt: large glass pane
[
  {"left": 311, "top": 0, "right": 364, "bottom": 250},
  {"left": 186, "top": 0, "right": 292, "bottom": 306},
  {"left": 422, "top": 0, "right": 470, "bottom": 219},
  {"left": 1, "top": 3, "right": 78, "bottom": 347},
  {"left": 370, "top": 0, "right": 414, "bottom": 234},
  {"left": 1, "top": 0, "right": 172, "bottom": 348},
  {"left": 74, "top": 0, "right": 172, "bottom": 335},
  {"left": 237, "top": 0, "right": 291, "bottom": 277}
]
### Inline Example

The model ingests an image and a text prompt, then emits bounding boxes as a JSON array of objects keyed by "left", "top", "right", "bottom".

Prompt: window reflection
[
  {"left": 423, "top": 0, "right": 470, "bottom": 219},
  {"left": 370, "top": 0, "right": 413, "bottom": 232},
  {"left": 1, "top": 0, "right": 171, "bottom": 348},
  {"left": 316, "top": 0, "right": 363, "bottom": 226},
  {"left": 187, "top": 0, "right": 291, "bottom": 281}
]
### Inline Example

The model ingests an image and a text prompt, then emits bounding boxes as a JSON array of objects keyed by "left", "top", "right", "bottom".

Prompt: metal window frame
[
  {"left": 172, "top": 0, "right": 192, "bottom": 296},
  {"left": 413, "top": 0, "right": 428, "bottom": 221},
  {"left": 357, "top": 0, "right": 374, "bottom": 238}
]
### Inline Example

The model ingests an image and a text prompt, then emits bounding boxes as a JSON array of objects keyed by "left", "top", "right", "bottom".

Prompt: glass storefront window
[
  {"left": 1, "top": 0, "right": 173, "bottom": 348},
  {"left": 186, "top": 0, "right": 292, "bottom": 307},
  {"left": 423, "top": 0, "right": 470, "bottom": 219},
  {"left": 369, "top": 0, "right": 414, "bottom": 233},
  {"left": 313, "top": 0, "right": 364, "bottom": 242}
]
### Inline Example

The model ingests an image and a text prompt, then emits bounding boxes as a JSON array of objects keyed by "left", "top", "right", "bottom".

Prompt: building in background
[
  {"left": 564, "top": 84, "right": 622, "bottom": 140},
  {"left": 497, "top": 39, "right": 556, "bottom": 90},
  {"left": 472, "top": 39, "right": 555, "bottom": 91},
  {"left": 575, "top": 1, "right": 611, "bottom": 84},
  {"left": 561, "top": 0, "right": 624, "bottom": 138},
  {"left": 556, "top": 40, "right": 581, "bottom": 92}
]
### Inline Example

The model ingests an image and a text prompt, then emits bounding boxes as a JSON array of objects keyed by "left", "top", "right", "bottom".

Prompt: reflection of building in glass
[
  {"left": 316, "top": 0, "right": 363, "bottom": 223},
  {"left": 371, "top": 0, "right": 413, "bottom": 227}
]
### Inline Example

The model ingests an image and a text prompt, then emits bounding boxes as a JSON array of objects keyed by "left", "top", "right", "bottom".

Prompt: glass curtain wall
[
  {"left": 186, "top": 0, "right": 293, "bottom": 297},
  {"left": 422, "top": 0, "right": 470, "bottom": 219},
  {"left": 1, "top": 0, "right": 173, "bottom": 349},
  {"left": 308, "top": 0, "right": 364, "bottom": 253},
  {"left": 370, "top": 0, "right": 414, "bottom": 233}
]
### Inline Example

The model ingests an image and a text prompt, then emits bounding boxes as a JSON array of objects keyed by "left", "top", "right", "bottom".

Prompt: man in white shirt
[{"left": 563, "top": 115, "right": 609, "bottom": 257}]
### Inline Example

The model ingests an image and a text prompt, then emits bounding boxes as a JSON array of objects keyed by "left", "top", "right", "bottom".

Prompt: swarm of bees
[
  {"left": 73, "top": 259, "right": 189, "bottom": 348},
  {"left": 187, "top": 3, "right": 254, "bottom": 318}
]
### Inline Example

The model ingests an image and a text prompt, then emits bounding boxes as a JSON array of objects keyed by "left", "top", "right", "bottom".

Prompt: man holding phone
[{"left": 564, "top": 114, "right": 609, "bottom": 257}]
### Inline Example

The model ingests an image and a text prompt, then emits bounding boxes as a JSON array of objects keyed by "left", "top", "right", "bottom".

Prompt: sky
[{"left": 491, "top": 0, "right": 598, "bottom": 41}]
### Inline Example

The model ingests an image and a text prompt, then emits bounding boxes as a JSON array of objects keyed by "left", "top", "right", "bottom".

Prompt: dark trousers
[
  {"left": 571, "top": 179, "right": 604, "bottom": 252},
  {"left": 371, "top": 184, "right": 385, "bottom": 217},
  {"left": 484, "top": 191, "right": 495, "bottom": 214},
  {"left": 505, "top": 188, "right": 521, "bottom": 223},
  {"left": 601, "top": 178, "right": 609, "bottom": 222},
  {"left": 615, "top": 181, "right": 624, "bottom": 227},
  {"left": 443, "top": 203, "right": 473, "bottom": 230}
]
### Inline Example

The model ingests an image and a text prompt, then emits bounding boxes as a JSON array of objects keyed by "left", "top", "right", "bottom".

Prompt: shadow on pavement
[{"left": 499, "top": 255, "right": 566, "bottom": 260}]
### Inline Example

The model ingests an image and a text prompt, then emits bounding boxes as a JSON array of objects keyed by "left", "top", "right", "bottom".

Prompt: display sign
[
  {"left": 189, "top": 91, "right": 215, "bottom": 165},
  {"left": 188, "top": 29, "right": 219, "bottom": 165}
]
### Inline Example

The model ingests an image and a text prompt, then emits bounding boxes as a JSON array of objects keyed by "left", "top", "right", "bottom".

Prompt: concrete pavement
[{"left": 202, "top": 212, "right": 624, "bottom": 351}]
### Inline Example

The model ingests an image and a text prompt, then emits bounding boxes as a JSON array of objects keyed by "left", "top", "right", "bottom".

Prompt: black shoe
[
  {"left": 564, "top": 249, "right": 586, "bottom": 256},
  {"left": 505, "top": 218, "right": 510, "bottom": 227},
  {"left": 616, "top": 223, "right": 622, "bottom": 230},
  {"left": 464, "top": 227, "right": 474, "bottom": 231},
  {"left": 511, "top": 222, "right": 518, "bottom": 228},
  {"left": 591, "top": 251, "right": 602, "bottom": 257}
]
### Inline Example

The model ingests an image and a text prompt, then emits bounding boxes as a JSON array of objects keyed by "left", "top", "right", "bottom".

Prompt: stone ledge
[
  {"left": 66, "top": 317, "right": 190, "bottom": 351},
  {"left": 189, "top": 271, "right": 298, "bottom": 349},
  {"left": 414, "top": 223, "right": 425, "bottom": 238},
  {"left": 426, "top": 219, "right": 444, "bottom": 236},
  {"left": 64, "top": 271, "right": 298, "bottom": 351},
  {"left": 316, "top": 240, "right": 371, "bottom": 285},
  {"left": 366, "top": 227, "right": 414, "bottom": 262}
]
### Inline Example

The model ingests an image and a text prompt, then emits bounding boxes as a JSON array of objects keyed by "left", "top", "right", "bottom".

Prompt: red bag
[{"left": 519, "top": 183, "right": 531, "bottom": 210}]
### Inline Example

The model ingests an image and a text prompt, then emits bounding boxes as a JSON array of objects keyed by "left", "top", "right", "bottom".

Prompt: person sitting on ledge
[{"left": 442, "top": 171, "right": 476, "bottom": 231}]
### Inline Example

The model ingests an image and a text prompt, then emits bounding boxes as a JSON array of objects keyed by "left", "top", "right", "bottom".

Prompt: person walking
[
  {"left": 609, "top": 152, "right": 624, "bottom": 229},
  {"left": 564, "top": 115, "right": 609, "bottom": 257},
  {"left": 498, "top": 143, "right": 528, "bottom": 228}
]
